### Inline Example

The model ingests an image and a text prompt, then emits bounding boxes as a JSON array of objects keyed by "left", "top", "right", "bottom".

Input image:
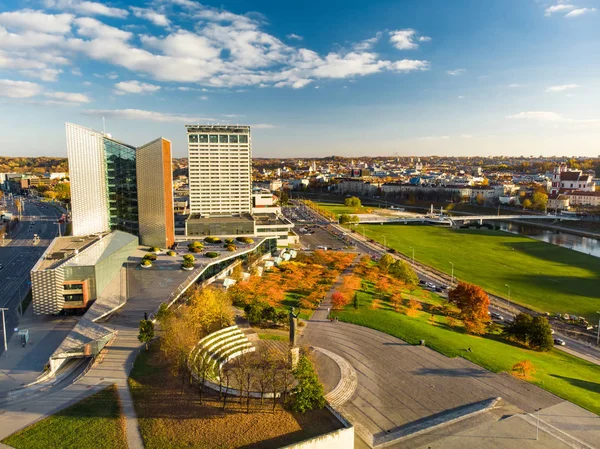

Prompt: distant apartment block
[
  {"left": 65, "top": 123, "right": 174, "bottom": 247},
  {"left": 186, "top": 125, "right": 252, "bottom": 216}
]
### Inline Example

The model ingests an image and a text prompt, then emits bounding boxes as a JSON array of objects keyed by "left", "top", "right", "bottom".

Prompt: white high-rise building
[
  {"left": 186, "top": 125, "right": 252, "bottom": 216},
  {"left": 66, "top": 122, "right": 110, "bottom": 236}
]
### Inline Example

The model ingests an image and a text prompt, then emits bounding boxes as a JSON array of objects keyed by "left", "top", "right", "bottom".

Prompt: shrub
[
  {"left": 143, "top": 253, "right": 157, "bottom": 261},
  {"left": 225, "top": 244, "right": 236, "bottom": 252},
  {"left": 511, "top": 360, "right": 536, "bottom": 380},
  {"left": 167, "top": 250, "right": 176, "bottom": 257},
  {"left": 288, "top": 355, "right": 325, "bottom": 413},
  {"left": 205, "top": 252, "right": 219, "bottom": 258},
  {"left": 149, "top": 246, "right": 160, "bottom": 253},
  {"left": 141, "top": 259, "right": 152, "bottom": 267},
  {"left": 188, "top": 241, "right": 203, "bottom": 250},
  {"left": 189, "top": 247, "right": 202, "bottom": 253},
  {"left": 182, "top": 261, "right": 195, "bottom": 269},
  {"left": 204, "top": 236, "right": 222, "bottom": 244},
  {"left": 236, "top": 236, "right": 254, "bottom": 244},
  {"left": 224, "top": 238, "right": 235, "bottom": 244},
  {"left": 183, "top": 254, "right": 195, "bottom": 263}
]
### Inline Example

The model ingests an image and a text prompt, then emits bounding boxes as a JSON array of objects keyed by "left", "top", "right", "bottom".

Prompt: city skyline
[{"left": 0, "top": 0, "right": 599, "bottom": 157}]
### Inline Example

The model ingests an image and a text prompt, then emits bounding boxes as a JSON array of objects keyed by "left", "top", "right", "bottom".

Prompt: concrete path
[{"left": 299, "top": 260, "right": 576, "bottom": 447}]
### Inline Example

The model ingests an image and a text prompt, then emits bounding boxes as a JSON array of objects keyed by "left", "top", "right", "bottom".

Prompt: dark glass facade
[{"left": 104, "top": 139, "right": 139, "bottom": 234}]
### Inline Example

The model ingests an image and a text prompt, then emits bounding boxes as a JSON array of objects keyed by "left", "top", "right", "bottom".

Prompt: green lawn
[
  {"left": 335, "top": 286, "right": 600, "bottom": 415},
  {"left": 313, "top": 203, "right": 372, "bottom": 216},
  {"left": 346, "top": 223, "right": 598, "bottom": 321},
  {"left": 2, "top": 385, "right": 127, "bottom": 449}
]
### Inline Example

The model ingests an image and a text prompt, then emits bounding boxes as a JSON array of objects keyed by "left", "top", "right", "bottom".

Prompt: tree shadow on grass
[
  {"left": 414, "top": 367, "right": 490, "bottom": 378},
  {"left": 549, "top": 374, "right": 600, "bottom": 395}
]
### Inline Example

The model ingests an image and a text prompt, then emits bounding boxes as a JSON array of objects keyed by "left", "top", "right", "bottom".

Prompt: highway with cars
[
  {"left": 287, "top": 201, "right": 600, "bottom": 364},
  {"left": 0, "top": 198, "right": 65, "bottom": 355}
]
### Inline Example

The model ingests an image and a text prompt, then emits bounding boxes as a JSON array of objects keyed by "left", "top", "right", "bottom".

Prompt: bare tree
[
  {"left": 222, "top": 364, "right": 232, "bottom": 410},
  {"left": 232, "top": 354, "right": 250, "bottom": 405},
  {"left": 253, "top": 351, "right": 273, "bottom": 408},
  {"left": 195, "top": 351, "right": 212, "bottom": 404}
]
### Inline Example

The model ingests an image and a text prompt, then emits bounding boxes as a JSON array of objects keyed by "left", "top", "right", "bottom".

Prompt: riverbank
[{"left": 305, "top": 194, "right": 600, "bottom": 240}]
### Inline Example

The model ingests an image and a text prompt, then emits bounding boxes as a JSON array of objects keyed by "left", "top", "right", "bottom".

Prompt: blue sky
[{"left": 0, "top": 0, "right": 599, "bottom": 157}]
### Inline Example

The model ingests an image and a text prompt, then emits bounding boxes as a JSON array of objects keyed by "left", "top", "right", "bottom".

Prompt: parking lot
[{"left": 283, "top": 206, "right": 350, "bottom": 251}]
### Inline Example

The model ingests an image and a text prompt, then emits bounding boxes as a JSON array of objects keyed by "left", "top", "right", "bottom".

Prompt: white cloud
[
  {"left": 114, "top": 80, "right": 161, "bottom": 94},
  {"left": 131, "top": 7, "right": 169, "bottom": 27},
  {"left": 447, "top": 68, "right": 466, "bottom": 76},
  {"left": 546, "top": 84, "right": 578, "bottom": 92},
  {"left": 44, "top": 0, "right": 129, "bottom": 19},
  {"left": 545, "top": 4, "right": 575, "bottom": 15},
  {"left": 199, "top": 95, "right": 208, "bottom": 100},
  {"left": 0, "top": 4, "right": 430, "bottom": 89},
  {"left": 418, "top": 135, "right": 450, "bottom": 141},
  {"left": 389, "top": 29, "right": 418, "bottom": 50},
  {"left": 0, "top": 78, "right": 42, "bottom": 98},
  {"left": 83, "top": 108, "right": 215, "bottom": 122},
  {"left": 506, "top": 110, "right": 600, "bottom": 128},
  {"left": 74, "top": 17, "right": 132, "bottom": 40},
  {"left": 250, "top": 123, "right": 275, "bottom": 129},
  {"left": 83, "top": 81, "right": 92, "bottom": 86},
  {"left": 287, "top": 33, "right": 303, "bottom": 41},
  {"left": 508, "top": 83, "right": 521, "bottom": 87},
  {"left": 565, "top": 8, "right": 596, "bottom": 17},
  {"left": 72, "top": 68, "right": 82, "bottom": 76},
  {"left": 458, "top": 95, "right": 464, "bottom": 99},
  {"left": 418, "top": 36, "right": 431, "bottom": 42},
  {"left": 44, "top": 91, "right": 90, "bottom": 103},
  {"left": 506, "top": 111, "right": 564, "bottom": 121},
  {"left": 21, "top": 68, "right": 63, "bottom": 82},
  {"left": 107, "top": 72, "right": 119, "bottom": 80},
  {"left": 460, "top": 134, "right": 473, "bottom": 138},
  {"left": 390, "top": 59, "right": 430, "bottom": 72},
  {"left": 0, "top": 10, "right": 73, "bottom": 34},
  {"left": 354, "top": 32, "right": 382, "bottom": 51}
]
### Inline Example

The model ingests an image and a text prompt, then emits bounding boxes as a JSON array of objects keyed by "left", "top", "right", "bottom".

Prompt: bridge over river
[{"left": 356, "top": 213, "right": 579, "bottom": 226}]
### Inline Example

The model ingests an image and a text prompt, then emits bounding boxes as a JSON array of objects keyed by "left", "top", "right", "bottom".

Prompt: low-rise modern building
[{"left": 30, "top": 231, "right": 138, "bottom": 315}]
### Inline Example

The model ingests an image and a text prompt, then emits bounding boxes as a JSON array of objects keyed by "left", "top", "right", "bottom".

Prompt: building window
[
  {"left": 209, "top": 135, "right": 218, "bottom": 143},
  {"left": 230, "top": 135, "right": 239, "bottom": 143},
  {"left": 219, "top": 135, "right": 228, "bottom": 143},
  {"left": 199, "top": 134, "right": 209, "bottom": 143},
  {"left": 239, "top": 135, "right": 248, "bottom": 143},
  {"left": 189, "top": 134, "right": 198, "bottom": 143}
]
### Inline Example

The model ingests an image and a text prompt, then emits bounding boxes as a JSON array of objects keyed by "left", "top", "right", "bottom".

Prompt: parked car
[{"left": 554, "top": 338, "right": 566, "bottom": 346}]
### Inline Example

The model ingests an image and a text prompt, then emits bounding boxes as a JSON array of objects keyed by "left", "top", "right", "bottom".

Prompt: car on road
[
  {"left": 491, "top": 312, "right": 504, "bottom": 321},
  {"left": 554, "top": 338, "right": 566, "bottom": 346},
  {"left": 0, "top": 263, "right": 3, "bottom": 270}
]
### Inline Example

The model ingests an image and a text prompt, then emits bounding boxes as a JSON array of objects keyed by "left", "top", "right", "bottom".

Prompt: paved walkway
[{"left": 297, "top": 258, "right": 600, "bottom": 447}]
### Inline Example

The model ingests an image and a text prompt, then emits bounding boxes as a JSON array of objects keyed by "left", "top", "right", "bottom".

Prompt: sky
[{"left": 0, "top": 0, "right": 599, "bottom": 158}]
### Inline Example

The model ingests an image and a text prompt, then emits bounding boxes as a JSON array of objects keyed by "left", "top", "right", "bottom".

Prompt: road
[
  {"left": 0, "top": 198, "right": 65, "bottom": 356},
  {"left": 290, "top": 201, "right": 600, "bottom": 365}
]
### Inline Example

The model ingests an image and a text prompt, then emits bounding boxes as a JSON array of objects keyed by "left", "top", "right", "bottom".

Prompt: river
[{"left": 494, "top": 221, "right": 600, "bottom": 258}]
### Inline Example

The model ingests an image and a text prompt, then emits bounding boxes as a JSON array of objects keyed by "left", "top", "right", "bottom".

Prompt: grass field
[
  {"left": 334, "top": 284, "right": 600, "bottom": 415},
  {"left": 320, "top": 202, "right": 599, "bottom": 320},
  {"left": 2, "top": 385, "right": 127, "bottom": 449},
  {"left": 129, "top": 342, "right": 342, "bottom": 449}
]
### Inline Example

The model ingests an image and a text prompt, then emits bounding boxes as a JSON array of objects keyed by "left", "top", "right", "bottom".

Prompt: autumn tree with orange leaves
[{"left": 448, "top": 282, "right": 490, "bottom": 334}]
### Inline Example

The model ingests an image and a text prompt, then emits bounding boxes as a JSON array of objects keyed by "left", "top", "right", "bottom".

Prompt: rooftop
[
  {"left": 186, "top": 213, "right": 254, "bottom": 223},
  {"left": 32, "top": 234, "right": 103, "bottom": 271},
  {"left": 185, "top": 124, "right": 250, "bottom": 133}
]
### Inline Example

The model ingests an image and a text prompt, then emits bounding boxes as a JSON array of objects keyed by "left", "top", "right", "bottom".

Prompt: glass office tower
[
  {"left": 66, "top": 123, "right": 174, "bottom": 247},
  {"left": 104, "top": 139, "right": 139, "bottom": 234}
]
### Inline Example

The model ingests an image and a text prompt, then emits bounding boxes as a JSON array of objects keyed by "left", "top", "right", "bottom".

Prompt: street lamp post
[
  {"left": 409, "top": 246, "right": 415, "bottom": 267},
  {"left": 536, "top": 408, "right": 541, "bottom": 440},
  {"left": 596, "top": 311, "right": 600, "bottom": 346},
  {"left": 449, "top": 262, "right": 454, "bottom": 286},
  {"left": 505, "top": 284, "right": 511, "bottom": 310},
  {"left": 0, "top": 308, "right": 8, "bottom": 353}
]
